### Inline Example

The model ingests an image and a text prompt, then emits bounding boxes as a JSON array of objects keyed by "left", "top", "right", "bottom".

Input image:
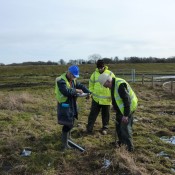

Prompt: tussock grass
[
  {"left": 0, "top": 92, "right": 36, "bottom": 111},
  {"left": 115, "top": 147, "right": 147, "bottom": 175}
]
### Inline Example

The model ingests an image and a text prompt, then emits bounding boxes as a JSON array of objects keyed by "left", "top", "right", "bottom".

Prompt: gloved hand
[{"left": 121, "top": 116, "right": 128, "bottom": 124}]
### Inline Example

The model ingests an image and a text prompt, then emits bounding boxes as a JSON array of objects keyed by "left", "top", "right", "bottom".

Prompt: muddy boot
[{"left": 62, "top": 132, "right": 71, "bottom": 150}]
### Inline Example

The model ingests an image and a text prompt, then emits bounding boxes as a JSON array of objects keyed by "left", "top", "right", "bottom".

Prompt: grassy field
[
  {"left": 0, "top": 63, "right": 175, "bottom": 175},
  {"left": 0, "top": 63, "right": 175, "bottom": 87}
]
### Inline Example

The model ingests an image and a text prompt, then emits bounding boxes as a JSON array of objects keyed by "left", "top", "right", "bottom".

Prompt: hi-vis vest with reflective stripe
[
  {"left": 55, "top": 73, "right": 73, "bottom": 103},
  {"left": 89, "top": 68, "right": 115, "bottom": 105},
  {"left": 114, "top": 78, "right": 138, "bottom": 115}
]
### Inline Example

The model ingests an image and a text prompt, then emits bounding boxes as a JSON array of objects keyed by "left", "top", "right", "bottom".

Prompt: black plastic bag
[{"left": 57, "top": 103, "right": 74, "bottom": 126}]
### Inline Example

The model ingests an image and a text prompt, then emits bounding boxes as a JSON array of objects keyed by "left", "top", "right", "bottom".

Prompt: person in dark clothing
[
  {"left": 55, "top": 65, "right": 91, "bottom": 150},
  {"left": 98, "top": 73, "right": 138, "bottom": 152}
]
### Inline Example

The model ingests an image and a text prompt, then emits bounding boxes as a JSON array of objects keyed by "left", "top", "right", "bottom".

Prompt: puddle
[
  {"left": 160, "top": 136, "right": 175, "bottom": 145},
  {"left": 157, "top": 151, "right": 170, "bottom": 158},
  {"left": 101, "top": 158, "right": 111, "bottom": 169},
  {"left": 162, "top": 111, "right": 175, "bottom": 115},
  {"left": 171, "top": 168, "right": 175, "bottom": 173},
  {"left": 157, "top": 152, "right": 175, "bottom": 173},
  {"left": 20, "top": 148, "right": 32, "bottom": 157}
]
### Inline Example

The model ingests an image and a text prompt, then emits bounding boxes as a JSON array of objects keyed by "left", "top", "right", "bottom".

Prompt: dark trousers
[
  {"left": 116, "top": 113, "right": 134, "bottom": 151},
  {"left": 87, "top": 99, "right": 110, "bottom": 131},
  {"left": 62, "top": 125, "right": 73, "bottom": 133}
]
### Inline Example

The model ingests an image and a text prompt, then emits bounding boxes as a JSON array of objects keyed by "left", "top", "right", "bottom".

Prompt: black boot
[{"left": 62, "top": 132, "right": 71, "bottom": 150}]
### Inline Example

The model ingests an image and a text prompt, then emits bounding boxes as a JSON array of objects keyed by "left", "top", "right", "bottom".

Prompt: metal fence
[
  {"left": 115, "top": 69, "right": 136, "bottom": 82},
  {"left": 142, "top": 75, "right": 175, "bottom": 94}
]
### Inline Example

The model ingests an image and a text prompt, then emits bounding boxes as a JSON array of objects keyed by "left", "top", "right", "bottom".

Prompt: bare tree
[
  {"left": 59, "top": 59, "right": 66, "bottom": 65},
  {"left": 88, "top": 54, "right": 102, "bottom": 63},
  {"left": 77, "top": 59, "right": 85, "bottom": 65},
  {"left": 68, "top": 60, "right": 78, "bottom": 65},
  {"left": 114, "top": 56, "right": 119, "bottom": 63}
]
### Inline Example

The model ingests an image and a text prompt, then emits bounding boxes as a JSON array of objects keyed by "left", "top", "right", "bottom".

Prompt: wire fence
[{"left": 141, "top": 75, "right": 175, "bottom": 94}]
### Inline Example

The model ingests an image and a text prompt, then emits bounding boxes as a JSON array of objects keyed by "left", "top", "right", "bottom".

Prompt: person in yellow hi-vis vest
[
  {"left": 86, "top": 60, "right": 115, "bottom": 135},
  {"left": 98, "top": 73, "right": 138, "bottom": 152},
  {"left": 55, "top": 65, "right": 90, "bottom": 150}
]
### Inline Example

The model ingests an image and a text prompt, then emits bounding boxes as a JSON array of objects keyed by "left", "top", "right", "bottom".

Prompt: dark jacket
[
  {"left": 57, "top": 75, "right": 90, "bottom": 119},
  {"left": 111, "top": 78, "right": 131, "bottom": 116}
]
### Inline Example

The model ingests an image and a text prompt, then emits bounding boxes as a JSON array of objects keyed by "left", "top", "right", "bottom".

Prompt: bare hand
[
  {"left": 76, "top": 89, "right": 83, "bottom": 94},
  {"left": 121, "top": 116, "right": 128, "bottom": 124}
]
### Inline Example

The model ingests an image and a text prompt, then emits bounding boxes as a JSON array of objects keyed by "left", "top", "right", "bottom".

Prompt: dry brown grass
[
  {"left": 0, "top": 92, "right": 36, "bottom": 111},
  {"left": 115, "top": 146, "right": 147, "bottom": 175}
]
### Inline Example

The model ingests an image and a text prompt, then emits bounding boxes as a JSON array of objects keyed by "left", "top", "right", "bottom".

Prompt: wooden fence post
[
  {"left": 171, "top": 81, "right": 174, "bottom": 94},
  {"left": 142, "top": 74, "right": 144, "bottom": 85},
  {"left": 152, "top": 76, "right": 154, "bottom": 88}
]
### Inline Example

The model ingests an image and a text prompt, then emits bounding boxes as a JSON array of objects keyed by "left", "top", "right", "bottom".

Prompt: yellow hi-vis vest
[
  {"left": 114, "top": 78, "right": 138, "bottom": 115},
  {"left": 89, "top": 67, "right": 115, "bottom": 105},
  {"left": 55, "top": 73, "right": 73, "bottom": 103}
]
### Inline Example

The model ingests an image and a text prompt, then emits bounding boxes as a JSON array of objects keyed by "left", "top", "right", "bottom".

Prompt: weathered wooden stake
[
  {"left": 171, "top": 81, "right": 174, "bottom": 94},
  {"left": 152, "top": 76, "right": 154, "bottom": 88},
  {"left": 142, "top": 74, "right": 144, "bottom": 85}
]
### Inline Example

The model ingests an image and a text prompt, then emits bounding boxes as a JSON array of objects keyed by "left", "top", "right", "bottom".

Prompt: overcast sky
[{"left": 0, "top": 0, "right": 175, "bottom": 64}]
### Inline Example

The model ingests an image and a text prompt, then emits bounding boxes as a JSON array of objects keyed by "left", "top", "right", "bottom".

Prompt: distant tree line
[
  {"left": 123, "top": 56, "right": 175, "bottom": 63},
  {"left": 1, "top": 55, "right": 175, "bottom": 66}
]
